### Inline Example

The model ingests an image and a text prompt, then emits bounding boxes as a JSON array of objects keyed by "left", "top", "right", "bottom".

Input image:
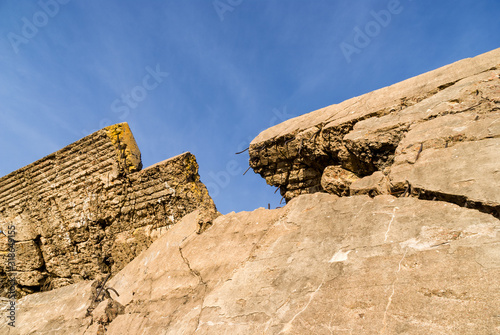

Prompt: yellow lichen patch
[
  {"left": 183, "top": 154, "right": 199, "bottom": 177},
  {"left": 188, "top": 181, "right": 204, "bottom": 200},
  {"left": 105, "top": 123, "right": 142, "bottom": 173},
  {"left": 180, "top": 155, "right": 209, "bottom": 200}
]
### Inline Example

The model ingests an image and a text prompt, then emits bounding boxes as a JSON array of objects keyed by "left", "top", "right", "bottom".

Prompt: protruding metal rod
[{"left": 235, "top": 147, "right": 249, "bottom": 155}]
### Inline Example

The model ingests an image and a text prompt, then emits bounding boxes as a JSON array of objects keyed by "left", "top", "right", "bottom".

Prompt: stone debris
[
  {"left": 350, "top": 170, "right": 391, "bottom": 197},
  {"left": 320, "top": 165, "right": 359, "bottom": 196}
]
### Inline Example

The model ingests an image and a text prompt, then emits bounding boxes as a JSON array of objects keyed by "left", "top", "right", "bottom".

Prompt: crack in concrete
[
  {"left": 384, "top": 207, "right": 399, "bottom": 242},
  {"left": 82, "top": 318, "right": 94, "bottom": 335},
  {"left": 280, "top": 281, "right": 324, "bottom": 333},
  {"left": 178, "top": 244, "right": 207, "bottom": 334},
  {"left": 410, "top": 186, "right": 500, "bottom": 220},
  {"left": 380, "top": 249, "right": 407, "bottom": 334}
]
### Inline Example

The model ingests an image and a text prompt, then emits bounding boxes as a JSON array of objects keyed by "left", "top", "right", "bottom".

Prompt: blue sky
[{"left": 0, "top": 0, "right": 499, "bottom": 214}]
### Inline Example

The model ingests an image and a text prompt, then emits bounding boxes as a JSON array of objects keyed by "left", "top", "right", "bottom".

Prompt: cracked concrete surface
[
  {"left": 3, "top": 193, "right": 499, "bottom": 334},
  {"left": 380, "top": 249, "right": 407, "bottom": 334},
  {"left": 178, "top": 241, "right": 207, "bottom": 332}
]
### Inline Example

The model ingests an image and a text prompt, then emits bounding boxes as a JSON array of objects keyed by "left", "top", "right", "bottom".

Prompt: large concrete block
[{"left": 0, "top": 123, "right": 217, "bottom": 296}]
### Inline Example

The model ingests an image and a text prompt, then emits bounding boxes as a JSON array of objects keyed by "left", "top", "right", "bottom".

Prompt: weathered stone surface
[
  {"left": 320, "top": 165, "right": 359, "bottom": 196},
  {"left": 343, "top": 70, "right": 500, "bottom": 211},
  {"left": 2, "top": 193, "right": 499, "bottom": 334},
  {"left": 249, "top": 48, "right": 500, "bottom": 203},
  {"left": 0, "top": 123, "right": 217, "bottom": 296},
  {"left": 341, "top": 67, "right": 500, "bottom": 215},
  {"left": 389, "top": 138, "right": 500, "bottom": 211},
  {"left": 1, "top": 280, "right": 93, "bottom": 334}
]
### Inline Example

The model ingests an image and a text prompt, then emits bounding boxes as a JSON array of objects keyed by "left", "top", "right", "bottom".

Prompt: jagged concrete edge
[
  {"left": 0, "top": 122, "right": 141, "bottom": 183},
  {"left": 250, "top": 47, "right": 500, "bottom": 145}
]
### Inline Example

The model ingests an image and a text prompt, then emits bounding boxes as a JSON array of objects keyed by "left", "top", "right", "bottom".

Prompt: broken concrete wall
[
  {"left": 249, "top": 47, "right": 500, "bottom": 219},
  {"left": 0, "top": 123, "right": 217, "bottom": 296},
  {"left": 2, "top": 193, "right": 499, "bottom": 334}
]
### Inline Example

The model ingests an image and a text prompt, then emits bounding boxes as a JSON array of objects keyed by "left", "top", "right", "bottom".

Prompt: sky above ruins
[{"left": 0, "top": 0, "right": 499, "bottom": 214}]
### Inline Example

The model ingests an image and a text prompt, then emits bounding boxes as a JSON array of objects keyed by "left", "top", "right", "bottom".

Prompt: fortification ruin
[
  {"left": 0, "top": 123, "right": 217, "bottom": 296},
  {"left": 0, "top": 48, "right": 499, "bottom": 334}
]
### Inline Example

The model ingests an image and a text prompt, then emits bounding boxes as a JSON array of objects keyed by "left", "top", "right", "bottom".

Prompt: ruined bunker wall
[
  {"left": 249, "top": 48, "right": 500, "bottom": 219},
  {"left": 0, "top": 123, "right": 217, "bottom": 296}
]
